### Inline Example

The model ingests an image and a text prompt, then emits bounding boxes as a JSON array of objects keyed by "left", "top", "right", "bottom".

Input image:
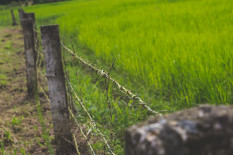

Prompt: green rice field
[
  {"left": 2, "top": 0, "right": 233, "bottom": 107},
  {"left": 26, "top": 0, "right": 233, "bottom": 107},
  {"left": 0, "top": 0, "right": 233, "bottom": 153}
]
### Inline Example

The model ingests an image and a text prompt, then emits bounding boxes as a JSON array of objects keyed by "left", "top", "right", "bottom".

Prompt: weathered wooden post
[
  {"left": 22, "top": 13, "right": 35, "bottom": 30},
  {"left": 18, "top": 9, "right": 24, "bottom": 27},
  {"left": 22, "top": 13, "right": 38, "bottom": 60},
  {"left": 10, "top": 10, "right": 17, "bottom": 26},
  {"left": 40, "top": 25, "right": 76, "bottom": 155},
  {"left": 22, "top": 13, "right": 35, "bottom": 24},
  {"left": 22, "top": 18, "right": 38, "bottom": 97}
]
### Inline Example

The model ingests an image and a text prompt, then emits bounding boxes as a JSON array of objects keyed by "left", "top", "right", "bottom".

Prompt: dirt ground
[{"left": 0, "top": 26, "right": 54, "bottom": 154}]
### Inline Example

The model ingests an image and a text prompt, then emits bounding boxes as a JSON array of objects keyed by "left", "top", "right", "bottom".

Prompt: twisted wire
[
  {"left": 69, "top": 108, "right": 96, "bottom": 155},
  {"left": 67, "top": 81, "right": 115, "bottom": 155},
  {"left": 61, "top": 43, "right": 159, "bottom": 115}
]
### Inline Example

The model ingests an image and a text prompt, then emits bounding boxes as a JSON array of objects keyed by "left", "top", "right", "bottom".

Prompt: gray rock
[{"left": 125, "top": 105, "right": 233, "bottom": 155}]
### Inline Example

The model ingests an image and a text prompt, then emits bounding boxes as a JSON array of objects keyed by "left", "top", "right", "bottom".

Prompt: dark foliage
[
  {"left": 33, "top": 0, "right": 65, "bottom": 4},
  {"left": 0, "top": 0, "right": 65, "bottom": 5},
  {"left": 0, "top": 0, "right": 18, "bottom": 5}
]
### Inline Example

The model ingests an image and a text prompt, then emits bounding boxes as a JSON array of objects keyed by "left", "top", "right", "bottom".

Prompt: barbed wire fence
[
  {"left": 35, "top": 31, "right": 162, "bottom": 154},
  {"left": 19, "top": 9, "right": 161, "bottom": 154},
  {"left": 33, "top": 26, "right": 118, "bottom": 154},
  {"left": 61, "top": 43, "right": 160, "bottom": 115},
  {"left": 60, "top": 40, "right": 163, "bottom": 154},
  {"left": 62, "top": 46, "right": 116, "bottom": 155}
]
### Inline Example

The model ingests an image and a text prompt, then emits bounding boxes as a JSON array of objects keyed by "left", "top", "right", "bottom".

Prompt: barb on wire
[
  {"left": 61, "top": 42, "right": 159, "bottom": 115},
  {"left": 105, "top": 58, "right": 116, "bottom": 90},
  {"left": 67, "top": 81, "right": 115, "bottom": 155},
  {"left": 69, "top": 108, "right": 96, "bottom": 155},
  {"left": 107, "top": 58, "right": 116, "bottom": 76}
]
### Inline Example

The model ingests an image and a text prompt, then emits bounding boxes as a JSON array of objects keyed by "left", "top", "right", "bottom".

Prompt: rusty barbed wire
[
  {"left": 61, "top": 42, "right": 159, "bottom": 115},
  {"left": 67, "top": 80, "right": 115, "bottom": 155}
]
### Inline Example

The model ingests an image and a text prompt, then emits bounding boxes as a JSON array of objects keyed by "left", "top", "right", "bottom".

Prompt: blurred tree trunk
[{"left": 25, "top": 0, "right": 28, "bottom": 6}]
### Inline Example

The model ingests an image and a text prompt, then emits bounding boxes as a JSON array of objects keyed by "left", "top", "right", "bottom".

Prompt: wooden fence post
[
  {"left": 10, "top": 10, "right": 17, "bottom": 26},
  {"left": 22, "top": 18, "right": 38, "bottom": 97},
  {"left": 18, "top": 9, "right": 24, "bottom": 27},
  {"left": 40, "top": 25, "right": 76, "bottom": 154},
  {"left": 22, "top": 13, "right": 35, "bottom": 28},
  {"left": 22, "top": 13, "right": 38, "bottom": 60}
]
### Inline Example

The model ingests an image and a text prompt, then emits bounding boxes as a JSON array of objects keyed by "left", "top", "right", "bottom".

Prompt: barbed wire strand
[
  {"left": 37, "top": 64, "right": 97, "bottom": 155},
  {"left": 69, "top": 108, "right": 96, "bottom": 155},
  {"left": 33, "top": 34, "right": 97, "bottom": 154},
  {"left": 35, "top": 47, "right": 42, "bottom": 55},
  {"left": 33, "top": 28, "right": 40, "bottom": 34},
  {"left": 61, "top": 42, "right": 159, "bottom": 115},
  {"left": 35, "top": 47, "right": 44, "bottom": 69},
  {"left": 33, "top": 28, "right": 39, "bottom": 48},
  {"left": 38, "top": 82, "right": 50, "bottom": 103},
  {"left": 35, "top": 46, "right": 47, "bottom": 84},
  {"left": 37, "top": 69, "right": 47, "bottom": 83},
  {"left": 67, "top": 81, "right": 115, "bottom": 155},
  {"left": 38, "top": 77, "right": 96, "bottom": 155},
  {"left": 35, "top": 44, "right": 49, "bottom": 102},
  {"left": 72, "top": 134, "right": 81, "bottom": 155},
  {"left": 35, "top": 47, "right": 41, "bottom": 67}
]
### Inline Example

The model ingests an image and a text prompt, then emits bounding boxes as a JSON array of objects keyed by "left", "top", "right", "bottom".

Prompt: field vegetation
[
  {"left": 22, "top": 0, "right": 233, "bottom": 108},
  {"left": 0, "top": 0, "right": 232, "bottom": 154}
]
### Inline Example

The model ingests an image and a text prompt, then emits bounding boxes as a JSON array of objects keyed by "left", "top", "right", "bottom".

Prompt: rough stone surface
[{"left": 125, "top": 105, "right": 233, "bottom": 155}]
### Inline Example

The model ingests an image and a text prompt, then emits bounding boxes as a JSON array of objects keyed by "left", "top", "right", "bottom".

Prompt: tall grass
[
  {"left": 65, "top": 63, "right": 150, "bottom": 154},
  {"left": 22, "top": 0, "right": 233, "bottom": 108},
  {"left": 0, "top": 8, "right": 12, "bottom": 26}
]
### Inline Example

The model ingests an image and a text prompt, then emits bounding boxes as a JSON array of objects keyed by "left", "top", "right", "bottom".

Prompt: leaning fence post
[
  {"left": 22, "top": 18, "right": 38, "bottom": 98},
  {"left": 40, "top": 25, "right": 76, "bottom": 154},
  {"left": 10, "top": 10, "right": 17, "bottom": 26},
  {"left": 18, "top": 9, "right": 24, "bottom": 27}
]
